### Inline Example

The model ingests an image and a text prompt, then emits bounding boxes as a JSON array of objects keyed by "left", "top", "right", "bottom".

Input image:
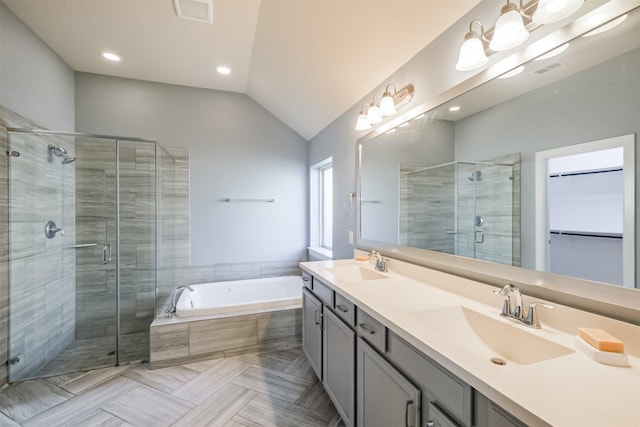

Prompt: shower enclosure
[
  {"left": 7, "top": 129, "right": 160, "bottom": 382},
  {"left": 400, "top": 160, "right": 519, "bottom": 266}
]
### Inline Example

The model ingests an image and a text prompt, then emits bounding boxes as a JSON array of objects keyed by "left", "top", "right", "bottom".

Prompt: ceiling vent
[
  {"left": 173, "top": 0, "right": 213, "bottom": 24},
  {"left": 534, "top": 62, "right": 563, "bottom": 75}
]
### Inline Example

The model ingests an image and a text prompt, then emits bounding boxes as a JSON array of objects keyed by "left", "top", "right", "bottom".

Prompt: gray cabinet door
[
  {"left": 323, "top": 308, "right": 356, "bottom": 427},
  {"left": 303, "top": 287, "right": 323, "bottom": 380},
  {"left": 357, "top": 338, "right": 421, "bottom": 427}
]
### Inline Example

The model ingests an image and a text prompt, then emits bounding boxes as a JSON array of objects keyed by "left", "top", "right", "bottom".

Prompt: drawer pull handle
[
  {"left": 336, "top": 304, "right": 348, "bottom": 313},
  {"left": 425, "top": 422, "right": 434, "bottom": 427},
  {"left": 405, "top": 399, "right": 414, "bottom": 427},
  {"left": 359, "top": 323, "right": 375, "bottom": 335},
  {"left": 314, "top": 309, "right": 321, "bottom": 325}
]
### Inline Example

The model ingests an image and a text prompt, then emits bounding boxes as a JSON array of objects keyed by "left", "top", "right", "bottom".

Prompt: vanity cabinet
[
  {"left": 474, "top": 391, "right": 527, "bottom": 427},
  {"left": 357, "top": 337, "right": 421, "bottom": 427},
  {"left": 301, "top": 269, "right": 526, "bottom": 427},
  {"left": 386, "top": 331, "right": 472, "bottom": 426},
  {"left": 302, "top": 278, "right": 357, "bottom": 427},
  {"left": 323, "top": 307, "right": 356, "bottom": 427},
  {"left": 302, "top": 287, "right": 323, "bottom": 379}
]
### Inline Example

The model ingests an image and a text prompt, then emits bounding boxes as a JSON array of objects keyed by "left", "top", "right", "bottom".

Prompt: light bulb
[
  {"left": 379, "top": 94, "right": 396, "bottom": 117},
  {"left": 355, "top": 112, "right": 372, "bottom": 131},
  {"left": 367, "top": 104, "right": 383, "bottom": 124},
  {"left": 489, "top": 3, "right": 529, "bottom": 51},
  {"left": 456, "top": 33, "right": 488, "bottom": 71}
]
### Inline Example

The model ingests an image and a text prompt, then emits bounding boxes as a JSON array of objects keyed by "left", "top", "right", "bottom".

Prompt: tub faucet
[{"left": 166, "top": 285, "right": 195, "bottom": 316}]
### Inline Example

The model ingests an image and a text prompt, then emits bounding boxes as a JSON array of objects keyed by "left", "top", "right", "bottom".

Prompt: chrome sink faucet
[
  {"left": 370, "top": 250, "right": 388, "bottom": 272},
  {"left": 493, "top": 284, "right": 553, "bottom": 328},
  {"left": 495, "top": 284, "right": 524, "bottom": 319}
]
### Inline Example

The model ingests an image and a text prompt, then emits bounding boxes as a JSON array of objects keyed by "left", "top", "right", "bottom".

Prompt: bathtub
[{"left": 175, "top": 275, "right": 303, "bottom": 318}]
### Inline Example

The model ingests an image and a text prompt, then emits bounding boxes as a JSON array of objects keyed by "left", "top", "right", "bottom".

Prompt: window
[{"left": 310, "top": 158, "right": 333, "bottom": 257}]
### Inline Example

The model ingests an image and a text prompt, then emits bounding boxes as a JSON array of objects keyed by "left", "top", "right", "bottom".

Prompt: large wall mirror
[{"left": 357, "top": 2, "right": 639, "bottom": 293}]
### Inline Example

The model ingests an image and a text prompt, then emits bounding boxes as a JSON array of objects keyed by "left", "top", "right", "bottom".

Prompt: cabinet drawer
[
  {"left": 313, "top": 278, "right": 334, "bottom": 306},
  {"left": 427, "top": 402, "right": 460, "bottom": 427},
  {"left": 387, "top": 332, "right": 471, "bottom": 426},
  {"left": 334, "top": 292, "right": 355, "bottom": 326},
  {"left": 302, "top": 271, "right": 313, "bottom": 290},
  {"left": 356, "top": 308, "right": 386, "bottom": 352}
]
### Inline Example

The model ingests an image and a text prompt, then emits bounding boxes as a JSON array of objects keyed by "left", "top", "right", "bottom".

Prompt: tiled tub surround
[
  {"left": 301, "top": 257, "right": 640, "bottom": 426},
  {"left": 150, "top": 307, "right": 302, "bottom": 369}
]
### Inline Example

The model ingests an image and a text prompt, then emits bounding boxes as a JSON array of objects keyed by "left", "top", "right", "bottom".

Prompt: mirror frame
[{"left": 356, "top": 0, "right": 639, "bottom": 323}]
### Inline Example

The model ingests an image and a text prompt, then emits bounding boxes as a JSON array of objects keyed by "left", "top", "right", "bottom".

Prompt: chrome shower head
[{"left": 48, "top": 144, "right": 74, "bottom": 164}]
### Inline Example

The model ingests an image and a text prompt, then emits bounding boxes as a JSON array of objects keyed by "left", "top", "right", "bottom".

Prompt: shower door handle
[{"left": 103, "top": 244, "right": 112, "bottom": 264}]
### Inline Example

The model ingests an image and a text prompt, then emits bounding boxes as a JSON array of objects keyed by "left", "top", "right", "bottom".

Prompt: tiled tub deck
[{"left": 150, "top": 306, "right": 302, "bottom": 369}]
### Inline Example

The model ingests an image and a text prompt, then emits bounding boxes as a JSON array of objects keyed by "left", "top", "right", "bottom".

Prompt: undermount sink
[
  {"left": 407, "top": 306, "right": 574, "bottom": 365},
  {"left": 327, "top": 265, "right": 389, "bottom": 282}
]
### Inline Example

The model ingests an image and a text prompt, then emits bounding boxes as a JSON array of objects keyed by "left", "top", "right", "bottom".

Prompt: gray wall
[
  {"left": 454, "top": 49, "right": 640, "bottom": 283},
  {"left": 75, "top": 73, "right": 309, "bottom": 284},
  {"left": 0, "top": 2, "right": 75, "bottom": 131}
]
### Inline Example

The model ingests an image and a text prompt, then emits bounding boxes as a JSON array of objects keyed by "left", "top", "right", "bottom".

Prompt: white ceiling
[{"left": 4, "top": 0, "right": 481, "bottom": 140}]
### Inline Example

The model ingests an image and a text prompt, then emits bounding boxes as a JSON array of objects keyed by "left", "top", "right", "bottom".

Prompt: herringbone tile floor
[{"left": 0, "top": 347, "right": 345, "bottom": 426}]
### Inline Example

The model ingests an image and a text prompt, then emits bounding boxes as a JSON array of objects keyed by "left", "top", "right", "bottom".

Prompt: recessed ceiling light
[
  {"left": 448, "top": 106, "right": 461, "bottom": 112},
  {"left": 101, "top": 52, "right": 121, "bottom": 62},
  {"left": 216, "top": 66, "right": 231, "bottom": 75},
  {"left": 582, "top": 14, "right": 627, "bottom": 37},
  {"left": 498, "top": 65, "right": 525, "bottom": 79},
  {"left": 535, "top": 43, "right": 569, "bottom": 61}
]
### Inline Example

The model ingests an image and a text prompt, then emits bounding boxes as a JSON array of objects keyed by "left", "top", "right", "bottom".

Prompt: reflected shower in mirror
[{"left": 357, "top": 3, "right": 639, "bottom": 289}]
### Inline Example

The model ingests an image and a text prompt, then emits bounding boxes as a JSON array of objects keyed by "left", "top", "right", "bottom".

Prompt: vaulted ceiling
[{"left": 4, "top": 0, "right": 481, "bottom": 140}]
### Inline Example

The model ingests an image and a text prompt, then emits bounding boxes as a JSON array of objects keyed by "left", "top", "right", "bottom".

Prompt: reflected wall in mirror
[{"left": 358, "top": 3, "right": 639, "bottom": 289}]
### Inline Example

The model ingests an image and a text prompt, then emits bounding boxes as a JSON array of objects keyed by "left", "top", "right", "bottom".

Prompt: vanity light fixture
[
  {"left": 354, "top": 83, "right": 415, "bottom": 131},
  {"left": 367, "top": 97, "right": 383, "bottom": 125},
  {"left": 456, "top": 20, "right": 489, "bottom": 71},
  {"left": 456, "top": 0, "right": 584, "bottom": 72},
  {"left": 490, "top": 1, "right": 530, "bottom": 52},
  {"left": 355, "top": 104, "right": 373, "bottom": 131},
  {"left": 532, "top": 0, "right": 583, "bottom": 24}
]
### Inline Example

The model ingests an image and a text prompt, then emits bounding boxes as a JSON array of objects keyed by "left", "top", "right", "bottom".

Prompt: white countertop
[{"left": 300, "top": 258, "right": 640, "bottom": 427}]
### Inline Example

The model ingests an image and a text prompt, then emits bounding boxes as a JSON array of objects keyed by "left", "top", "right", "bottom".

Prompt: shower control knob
[{"left": 44, "top": 220, "right": 64, "bottom": 239}]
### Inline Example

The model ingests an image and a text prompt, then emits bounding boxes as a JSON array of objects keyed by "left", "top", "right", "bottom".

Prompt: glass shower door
[
  {"left": 472, "top": 163, "right": 515, "bottom": 265},
  {"left": 8, "top": 131, "right": 118, "bottom": 381}
]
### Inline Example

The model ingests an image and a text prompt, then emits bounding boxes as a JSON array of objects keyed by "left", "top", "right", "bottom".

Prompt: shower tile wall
[
  {"left": 1, "top": 107, "right": 76, "bottom": 381},
  {"left": 74, "top": 140, "right": 156, "bottom": 362},
  {"left": 399, "top": 163, "right": 455, "bottom": 253}
]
